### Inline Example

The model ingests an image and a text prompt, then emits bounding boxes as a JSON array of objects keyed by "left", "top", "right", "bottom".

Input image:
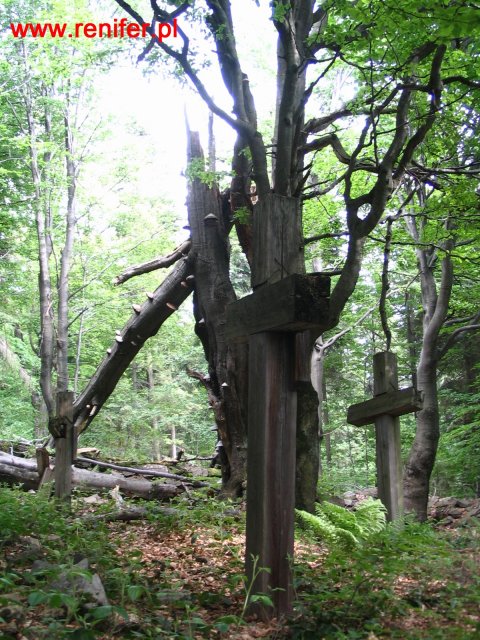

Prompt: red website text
[{"left": 10, "top": 18, "right": 178, "bottom": 41}]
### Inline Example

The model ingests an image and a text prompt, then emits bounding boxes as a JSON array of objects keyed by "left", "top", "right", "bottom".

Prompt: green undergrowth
[
  {"left": 291, "top": 518, "right": 480, "bottom": 639},
  {"left": 0, "top": 485, "right": 249, "bottom": 639},
  {"left": 1, "top": 486, "right": 479, "bottom": 639},
  {"left": 296, "top": 498, "right": 387, "bottom": 549}
]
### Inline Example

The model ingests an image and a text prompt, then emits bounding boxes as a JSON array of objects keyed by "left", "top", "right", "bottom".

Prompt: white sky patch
[{"left": 89, "top": 0, "right": 278, "bottom": 223}]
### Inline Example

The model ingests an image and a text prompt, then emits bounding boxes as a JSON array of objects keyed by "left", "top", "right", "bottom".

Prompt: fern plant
[{"left": 296, "top": 497, "right": 386, "bottom": 550}]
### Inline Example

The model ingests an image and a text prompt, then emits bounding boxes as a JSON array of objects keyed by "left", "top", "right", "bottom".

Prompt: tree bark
[
  {"left": 73, "top": 257, "right": 194, "bottom": 433},
  {"left": 403, "top": 207, "right": 454, "bottom": 520},
  {"left": 187, "top": 130, "right": 248, "bottom": 496},
  {"left": 21, "top": 44, "right": 55, "bottom": 417},
  {"left": 0, "top": 452, "right": 182, "bottom": 499},
  {"left": 147, "top": 361, "right": 162, "bottom": 460},
  {"left": 56, "top": 109, "right": 77, "bottom": 393},
  {"left": 403, "top": 355, "right": 439, "bottom": 521}
]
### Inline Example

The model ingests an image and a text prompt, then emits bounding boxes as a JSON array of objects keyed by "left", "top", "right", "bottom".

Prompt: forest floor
[{"left": 0, "top": 485, "right": 479, "bottom": 640}]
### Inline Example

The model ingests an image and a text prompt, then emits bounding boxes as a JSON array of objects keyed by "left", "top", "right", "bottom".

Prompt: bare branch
[
  {"left": 443, "top": 75, "right": 480, "bottom": 90},
  {"left": 438, "top": 311, "right": 480, "bottom": 361},
  {"left": 114, "top": 239, "right": 192, "bottom": 285},
  {"left": 303, "top": 232, "right": 348, "bottom": 246}
]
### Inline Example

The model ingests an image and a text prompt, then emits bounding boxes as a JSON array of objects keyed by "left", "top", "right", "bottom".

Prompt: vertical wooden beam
[
  {"left": 373, "top": 352, "right": 403, "bottom": 522},
  {"left": 246, "top": 332, "right": 297, "bottom": 617},
  {"left": 252, "top": 194, "right": 304, "bottom": 289},
  {"left": 36, "top": 447, "right": 50, "bottom": 480},
  {"left": 54, "top": 391, "right": 74, "bottom": 501}
]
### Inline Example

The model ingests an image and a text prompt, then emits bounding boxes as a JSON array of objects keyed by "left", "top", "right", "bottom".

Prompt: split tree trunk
[{"left": 186, "top": 130, "right": 248, "bottom": 496}]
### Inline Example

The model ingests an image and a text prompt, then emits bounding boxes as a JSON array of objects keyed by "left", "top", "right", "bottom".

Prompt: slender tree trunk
[
  {"left": 404, "top": 350, "right": 439, "bottom": 520},
  {"left": 73, "top": 310, "right": 85, "bottom": 396},
  {"left": 21, "top": 45, "right": 55, "bottom": 417},
  {"left": 57, "top": 110, "right": 76, "bottom": 392},
  {"left": 147, "top": 362, "right": 162, "bottom": 461},
  {"left": 403, "top": 208, "right": 454, "bottom": 520},
  {"left": 170, "top": 424, "right": 177, "bottom": 460},
  {"left": 322, "top": 376, "right": 332, "bottom": 466}
]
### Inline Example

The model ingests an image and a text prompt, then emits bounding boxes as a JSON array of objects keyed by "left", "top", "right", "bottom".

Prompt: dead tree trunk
[
  {"left": 187, "top": 130, "right": 248, "bottom": 496},
  {"left": 73, "top": 257, "right": 193, "bottom": 433},
  {"left": 0, "top": 452, "right": 181, "bottom": 500}
]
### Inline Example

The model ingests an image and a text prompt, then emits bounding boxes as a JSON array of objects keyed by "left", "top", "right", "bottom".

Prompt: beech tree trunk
[
  {"left": 403, "top": 353, "right": 439, "bottom": 520},
  {"left": 22, "top": 45, "right": 55, "bottom": 418},
  {"left": 403, "top": 207, "right": 454, "bottom": 521},
  {"left": 56, "top": 109, "right": 77, "bottom": 393}
]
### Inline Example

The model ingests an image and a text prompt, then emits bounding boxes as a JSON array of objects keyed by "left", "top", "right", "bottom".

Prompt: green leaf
[
  {"left": 28, "top": 591, "right": 47, "bottom": 606},
  {"left": 250, "top": 593, "right": 274, "bottom": 607},
  {"left": 90, "top": 605, "right": 113, "bottom": 620},
  {"left": 127, "top": 584, "right": 144, "bottom": 602},
  {"left": 67, "top": 629, "right": 97, "bottom": 640},
  {"left": 48, "top": 593, "right": 63, "bottom": 608}
]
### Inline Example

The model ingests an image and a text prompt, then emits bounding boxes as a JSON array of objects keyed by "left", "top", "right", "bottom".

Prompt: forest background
[{"left": 1, "top": 0, "right": 479, "bottom": 508}]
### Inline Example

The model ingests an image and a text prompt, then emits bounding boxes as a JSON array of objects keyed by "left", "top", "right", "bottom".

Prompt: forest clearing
[{"left": 1, "top": 0, "right": 479, "bottom": 637}]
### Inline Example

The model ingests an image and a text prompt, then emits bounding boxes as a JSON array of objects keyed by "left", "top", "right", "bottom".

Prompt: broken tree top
[{"left": 226, "top": 273, "right": 330, "bottom": 340}]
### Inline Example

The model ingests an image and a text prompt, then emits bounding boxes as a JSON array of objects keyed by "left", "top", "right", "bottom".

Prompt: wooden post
[
  {"left": 54, "top": 391, "right": 74, "bottom": 501},
  {"left": 246, "top": 332, "right": 297, "bottom": 615},
  {"left": 226, "top": 194, "right": 330, "bottom": 619},
  {"left": 347, "top": 352, "right": 423, "bottom": 522},
  {"left": 229, "top": 275, "right": 328, "bottom": 617},
  {"left": 373, "top": 352, "right": 403, "bottom": 522},
  {"left": 36, "top": 447, "right": 50, "bottom": 480}
]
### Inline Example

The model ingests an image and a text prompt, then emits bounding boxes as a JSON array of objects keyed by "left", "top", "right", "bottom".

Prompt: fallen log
[
  {"left": 75, "top": 456, "right": 208, "bottom": 486},
  {"left": 72, "top": 467, "right": 180, "bottom": 500},
  {"left": 0, "top": 452, "right": 37, "bottom": 471},
  {"left": 0, "top": 452, "right": 182, "bottom": 500},
  {"left": 0, "top": 461, "right": 39, "bottom": 489}
]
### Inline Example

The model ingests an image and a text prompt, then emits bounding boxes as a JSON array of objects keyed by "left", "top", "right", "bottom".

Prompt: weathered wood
[
  {"left": 71, "top": 467, "right": 181, "bottom": 500},
  {"left": 73, "top": 257, "right": 193, "bottom": 434},
  {"left": 347, "top": 387, "right": 423, "bottom": 427},
  {"left": 0, "top": 451, "right": 38, "bottom": 470},
  {"left": 373, "top": 353, "right": 404, "bottom": 522},
  {"left": 348, "top": 352, "right": 410, "bottom": 522},
  {"left": 0, "top": 452, "right": 181, "bottom": 500},
  {"left": 245, "top": 332, "right": 297, "bottom": 617},
  {"left": 54, "top": 391, "right": 74, "bottom": 501},
  {"left": 35, "top": 447, "right": 50, "bottom": 479},
  {"left": 226, "top": 273, "right": 329, "bottom": 340},
  {"left": 252, "top": 194, "right": 304, "bottom": 288},
  {"left": 0, "top": 461, "right": 39, "bottom": 488},
  {"left": 75, "top": 456, "right": 208, "bottom": 486}
]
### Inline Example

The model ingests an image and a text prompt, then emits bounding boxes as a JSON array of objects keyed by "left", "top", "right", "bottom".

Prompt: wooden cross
[
  {"left": 226, "top": 194, "right": 330, "bottom": 618},
  {"left": 347, "top": 352, "right": 423, "bottom": 522}
]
